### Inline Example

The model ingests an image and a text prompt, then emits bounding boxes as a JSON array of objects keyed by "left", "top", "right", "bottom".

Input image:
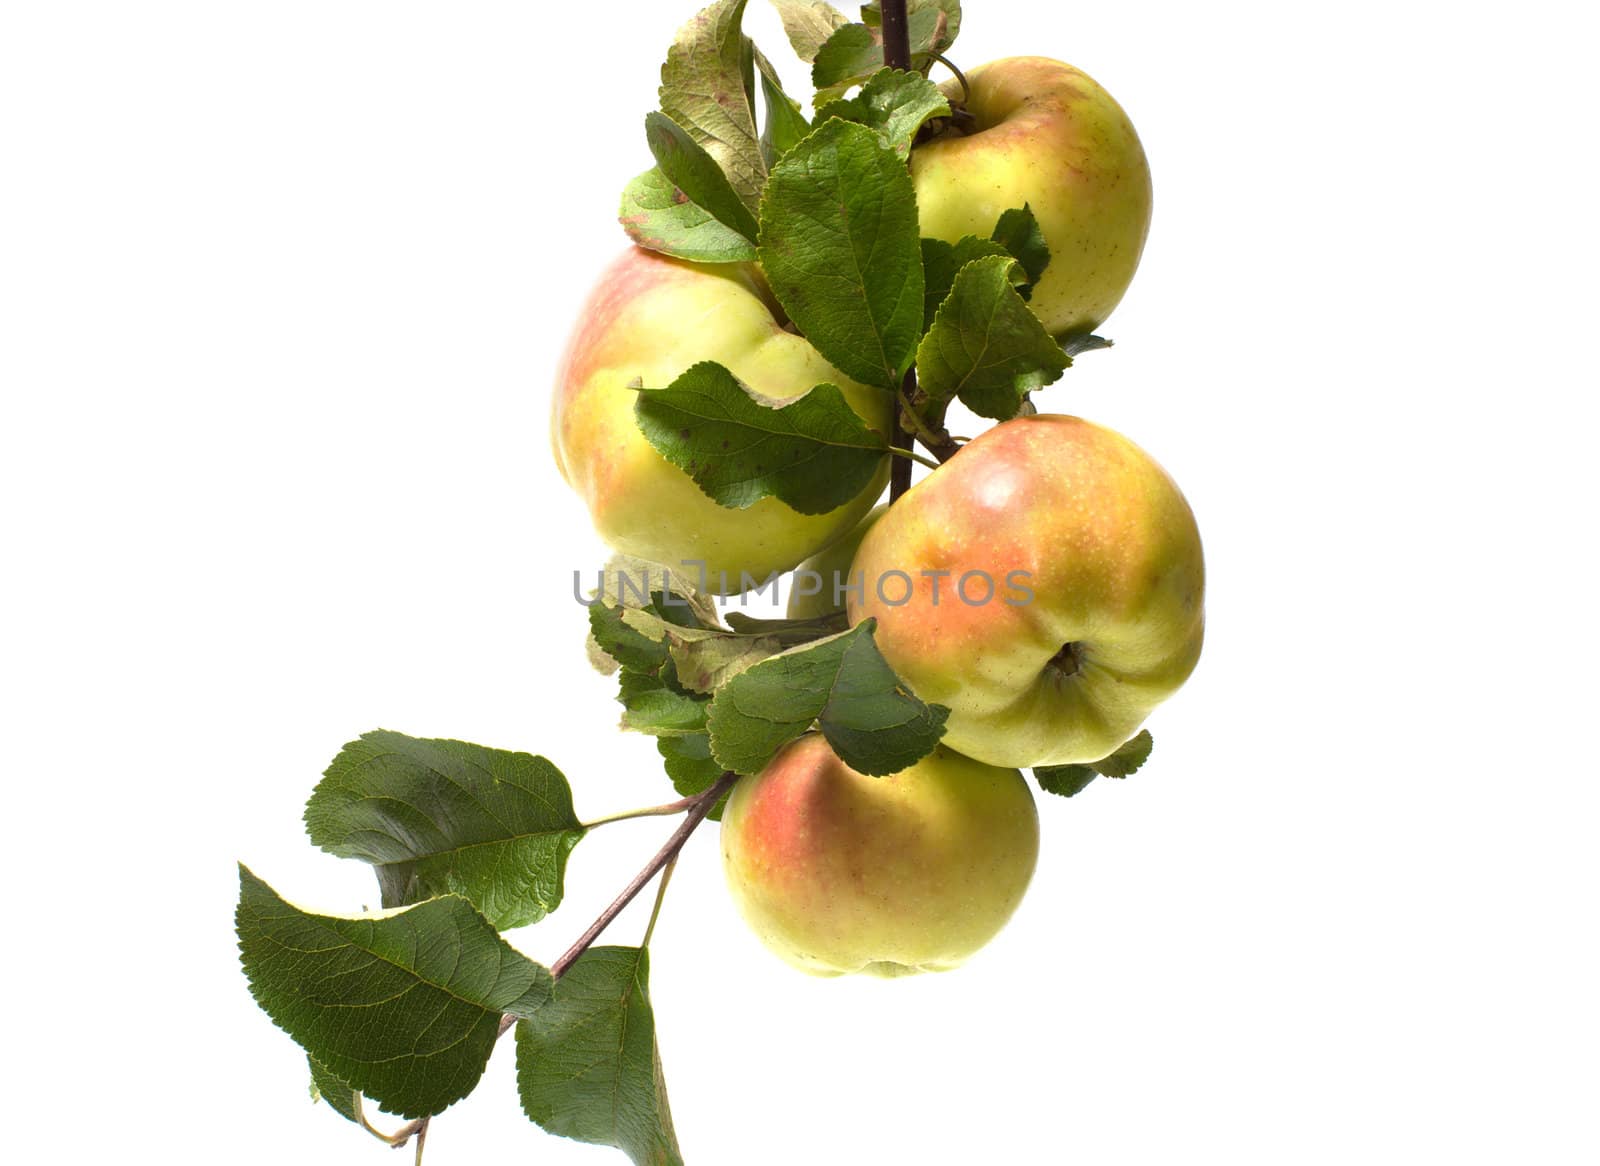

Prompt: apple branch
[
  {"left": 898, "top": 382, "right": 962, "bottom": 464},
  {"left": 387, "top": 775, "right": 739, "bottom": 1153},
  {"left": 551, "top": 770, "right": 739, "bottom": 979},
  {"left": 879, "top": 0, "right": 944, "bottom": 500},
  {"left": 890, "top": 369, "right": 917, "bottom": 501},
  {"left": 880, "top": 0, "right": 912, "bottom": 72}
]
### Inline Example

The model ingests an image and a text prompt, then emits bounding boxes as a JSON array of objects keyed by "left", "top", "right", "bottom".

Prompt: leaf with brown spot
[
  {"left": 619, "top": 167, "right": 757, "bottom": 263},
  {"left": 659, "top": 0, "right": 767, "bottom": 213}
]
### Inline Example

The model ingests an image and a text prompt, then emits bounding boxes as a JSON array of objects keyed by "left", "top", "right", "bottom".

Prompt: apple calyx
[{"left": 1045, "top": 641, "right": 1085, "bottom": 682}]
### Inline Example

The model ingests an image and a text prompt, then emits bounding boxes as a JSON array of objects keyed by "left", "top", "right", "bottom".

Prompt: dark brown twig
[{"left": 880, "top": 0, "right": 912, "bottom": 72}]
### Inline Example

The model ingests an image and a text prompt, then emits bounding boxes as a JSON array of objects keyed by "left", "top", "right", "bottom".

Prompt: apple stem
[
  {"left": 550, "top": 771, "right": 739, "bottom": 980},
  {"left": 930, "top": 53, "right": 970, "bottom": 103},
  {"left": 889, "top": 444, "right": 940, "bottom": 470}
]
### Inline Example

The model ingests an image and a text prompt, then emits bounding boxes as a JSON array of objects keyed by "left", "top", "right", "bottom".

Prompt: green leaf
[
  {"left": 618, "top": 167, "right": 758, "bottom": 264},
  {"left": 816, "top": 68, "right": 950, "bottom": 159},
  {"left": 758, "top": 119, "right": 924, "bottom": 389},
  {"left": 766, "top": 0, "right": 851, "bottom": 62},
  {"left": 308, "top": 1056, "right": 360, "bottom": 1124},
  {"left": 1034, "top": 730, "right": 1154, "bottom": 797},
  {"left": 517, "top": 947, "right": 683, "bottom": 1166},
  {"left": 618, "top": 664, "right": 711, "bottom": 737},
  {"left": 659, "top": 0, "right": 766, "bottom": 214},
  {"left": 907, "top": 0, "right": 962, "bottom": 56},
  {"left": 591, "top": 590, "right": 713, "bottom": 676},
  {"left": 1092, "top": 729, "right": 1154, "bottom": 777},
  {"left": 919, "top": 235, "right": 1014, "bottom": 330},
  {"left": 620, "top": 606, "right": 781, "bottom": 692},
  {"left": 618, "top": 598, "right": 718, "bottom": 639},
  {"left": 991, "top": 204, "right": 1051, "bottom": 291},
  {"left": 644, "top": 112, "right": 761, "bottom": 243},
  {"left": 591, "top": 599, "right": 672, "bottom": 674},
  {"left": 860, "top": 0, "right": 959, "bottom": 30},
  {"left": 707, "top": 620, "right": 947, "bottom": 776},
  {"left": 236, "top": 866, "right": 551, "bottom": 1120},
  {"left": 754, "top": 48, "right": 811, "bottom": 165},
  {"left": 915, "top": 253, "right": 1070, "bottom": 420},
  {"left": 634, "top": 360, "right": 889, "bottom": 515},
  {"left": 810, "top": 24, "right": 881, "bottom": 105},
  {"left": 616, "top": 599, "right": 833, "bottom": 693},
  {"left": 670, "top": 628, "right": 790, "bottom": 693},
  {"left": 810, "top": 1, "right": 961, "bottom": 103},
  {"left": 1032, "top": 764, "right": 1099, "bottom": 798},
  {"left": 303, "top": 731, "right": 585, "bottom": 931},
  {"left": 593, "top": 589, "right": 723, "bottom": 738},
  {"left": 1062, "top": 332, "right": 1114, "bottom": 357},
  {"left": 657, "top": 734, "right": 732, "bottom": 820}
]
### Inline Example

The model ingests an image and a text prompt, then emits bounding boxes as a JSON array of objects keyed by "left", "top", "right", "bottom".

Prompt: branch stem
[
  {"left": 551, "top": 771, "right": 738, "bottom": 979},
  {"left": 881, "top": 0, "right": 938, "bottom": 501},
  {"left": 880, "top": 0, "right": 912, "bottom": 72},
  {"left": 890, "top": 370, "right": 916, "bottom": 502},
  {"left": 491, "top": 774, "right": 733, "bottom": 1054}
]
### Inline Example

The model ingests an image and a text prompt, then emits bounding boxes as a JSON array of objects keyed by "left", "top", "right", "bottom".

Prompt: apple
[
  {"left": 785, "top": 504, "right": 885, "bottom": 619},
  {"left": 911, "top": 56, "right": 1153, "bottom": 338},
  {"left": 552, "top": 247, "right": 891, "bottom": 592},
  {"left": 847, "top": 414, "right": 1203, "bottom": 768},
  {"left": 720, "top": 734, "right": 1038, "bottom": 976}
]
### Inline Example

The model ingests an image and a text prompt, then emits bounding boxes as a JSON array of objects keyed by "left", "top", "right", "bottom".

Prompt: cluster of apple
[
  {"left": 556, "top": 0, "right": 1205, "bottom": 978},
  {"left": 231, "top": 5, "right": 1208, "bottom": 1161}
]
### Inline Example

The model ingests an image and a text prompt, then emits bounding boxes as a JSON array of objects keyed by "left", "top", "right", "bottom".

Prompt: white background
[{"left": 4, "top": 1, "right": 1597, "bottom": 1163}]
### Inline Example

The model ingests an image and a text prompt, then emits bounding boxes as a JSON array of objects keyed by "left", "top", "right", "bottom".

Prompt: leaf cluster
[
  {"left": 620, "top": 0, "right": 1109, "bottom": 520},
  {"left": 586, "top": 558, "right": 952, "bottom": 789},
  {"left": 238, "top": 731, "right": 684, "bottom": 1163},
  {"left": 1034, "top": 730, "right": 1156, "bottom": 797}
]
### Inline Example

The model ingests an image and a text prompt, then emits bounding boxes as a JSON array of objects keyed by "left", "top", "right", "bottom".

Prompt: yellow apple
[
  {"left": 720, "top": 734, "right": 1038, "bottom": 976},
  {"left": 552, "top": 247, "right": 891, "bottom": 592},
  {"left": 848, "top": 415, "right": 1203, "bottom": 768},
  {"left": 912, "top": 56, "right": 1153, "bottom": 338},
  {"left": 785, "top": 504, "right": 885, "bottom": 619}
]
